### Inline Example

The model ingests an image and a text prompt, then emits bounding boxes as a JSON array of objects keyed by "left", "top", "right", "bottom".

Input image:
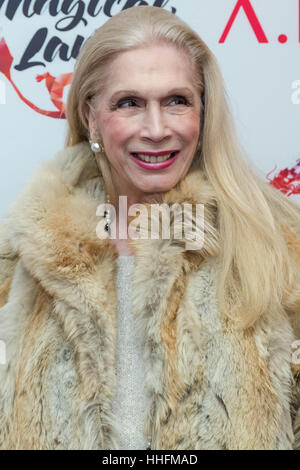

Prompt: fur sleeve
[
  {"left": 0, "top": 223, "right": 18, "bottom": 307},
  {"left": 281, "top": 224, "right": 300, "bottom": 449}
]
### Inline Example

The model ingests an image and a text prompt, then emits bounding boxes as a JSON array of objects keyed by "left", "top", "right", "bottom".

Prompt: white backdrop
[{"left": 0, "top": 0, "right": 299, "bottom": 221}]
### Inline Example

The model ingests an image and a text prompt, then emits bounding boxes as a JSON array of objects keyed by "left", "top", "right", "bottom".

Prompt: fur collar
[{"left": 4, "top": 140, "right": 220, "bottom": 293}]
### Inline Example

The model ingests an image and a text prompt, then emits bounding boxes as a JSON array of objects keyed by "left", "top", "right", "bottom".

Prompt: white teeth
[{"left": 134, "top": 153, "right": 173, "bottom": 162}]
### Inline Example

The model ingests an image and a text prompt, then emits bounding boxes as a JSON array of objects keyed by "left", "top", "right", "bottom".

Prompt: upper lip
[{"left": 131, "top": 150, "right": 179, "bottom": 157}]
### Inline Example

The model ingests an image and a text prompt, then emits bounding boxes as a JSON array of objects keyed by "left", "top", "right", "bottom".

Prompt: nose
[{"left": 139, "top": 103, "right": 172, "bottom": 142}]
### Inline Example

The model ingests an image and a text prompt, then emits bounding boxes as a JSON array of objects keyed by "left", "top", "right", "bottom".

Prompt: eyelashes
[
  {"left": 170, "top": 96, "right": 192, "bottom": 107},
  {"left": 112, "top": 95, "right": 192, "bottom": 109},
  {"left": 117, "top": 98, "right": 136, "bottom": 108}
]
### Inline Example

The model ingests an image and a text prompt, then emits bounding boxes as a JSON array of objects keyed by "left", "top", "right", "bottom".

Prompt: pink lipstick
[{"left": 130, "top": 151, "right": 180, "bottom": 170}]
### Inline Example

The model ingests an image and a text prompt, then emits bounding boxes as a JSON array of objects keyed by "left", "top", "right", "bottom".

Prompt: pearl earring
[{"left": 89, "top": 138, "right": 104, "bottom": 153}]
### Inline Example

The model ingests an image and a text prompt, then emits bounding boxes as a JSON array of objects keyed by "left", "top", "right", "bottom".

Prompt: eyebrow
[{"left": 110, "top": 87, "right": 194, "bottom": 101}]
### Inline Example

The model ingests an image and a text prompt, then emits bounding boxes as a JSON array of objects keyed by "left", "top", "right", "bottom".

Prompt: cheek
[
  {"left": 181, "top": 125, "right": 200, "bottom": 146},
  {"left": 100, "top": 115, "right": 135, "bottom": 147},
  {"left": 178, "top": 113, "right": 201, "bottom": 141}
]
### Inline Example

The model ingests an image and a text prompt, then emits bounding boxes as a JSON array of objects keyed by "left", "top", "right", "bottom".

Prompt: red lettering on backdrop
[{"left": 219, "top": 0, "right": 268, "bottom": 43}]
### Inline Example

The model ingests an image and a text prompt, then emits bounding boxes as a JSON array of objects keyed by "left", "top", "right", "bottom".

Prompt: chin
[
  {"left": 139, "top": 185, "right": 173, "bottom": 195},
  {"left": 138, "top": 178, "right": 179, "bottom": 194}
]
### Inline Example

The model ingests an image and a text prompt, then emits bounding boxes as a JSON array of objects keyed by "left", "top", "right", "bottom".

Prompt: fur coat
[{"left": 0, "top": 141, "right": 299, "bottom": 450}]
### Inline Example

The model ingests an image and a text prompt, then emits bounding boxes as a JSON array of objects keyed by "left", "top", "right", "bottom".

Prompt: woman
[{"left": 0, "top": 6, "right": 300, "bottom": 450}]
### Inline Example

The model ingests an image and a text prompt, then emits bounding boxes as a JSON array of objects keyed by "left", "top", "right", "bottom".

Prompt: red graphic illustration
[
  {"left": 219, "top": 0, "right": 268, "bottom": 43},
  {"left": 0, "top": 36, "right": 71, "bottom": 119},
  {"left": 35, "top": 72, "right": 72, "bottom": 114},
  {"left": 266, "top": 159, "right": 300, "bottom": 196}
]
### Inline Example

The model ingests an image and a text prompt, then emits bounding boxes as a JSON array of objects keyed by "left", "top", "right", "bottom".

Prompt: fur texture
[{"left": 0, "top": 141, "right": 299, "bottom": 450}]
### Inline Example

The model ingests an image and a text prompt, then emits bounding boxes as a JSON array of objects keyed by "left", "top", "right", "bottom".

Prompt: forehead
[{"left": 102, "top": 44, "right": 197, "bottom": 97}]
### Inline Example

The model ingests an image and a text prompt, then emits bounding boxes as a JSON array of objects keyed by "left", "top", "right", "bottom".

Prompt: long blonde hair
[{"left": 65, "top": 6, "right": 300, "bottom": 329}]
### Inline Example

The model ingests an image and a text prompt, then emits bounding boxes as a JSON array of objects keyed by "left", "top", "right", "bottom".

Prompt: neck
[{"left": 108, "top": 171, "right": 165, "bottom": 214}]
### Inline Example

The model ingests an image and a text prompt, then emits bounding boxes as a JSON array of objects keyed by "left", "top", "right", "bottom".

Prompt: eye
[
  {"left": 169, "top": 96, "right": 190, "bottom": 106},
  {"left": 117, "top": 98, "right": 137, "bottom": 108}
]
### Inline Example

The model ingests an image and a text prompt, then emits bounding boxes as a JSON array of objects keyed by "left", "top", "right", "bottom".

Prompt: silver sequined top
[{"left": 111, "top": 255, "right": 150, "bottom": 450}]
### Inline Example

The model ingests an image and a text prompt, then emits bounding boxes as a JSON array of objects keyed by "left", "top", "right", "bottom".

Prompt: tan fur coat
[{"left": 0, "top": 141, "right": 299, "bottom": 450}]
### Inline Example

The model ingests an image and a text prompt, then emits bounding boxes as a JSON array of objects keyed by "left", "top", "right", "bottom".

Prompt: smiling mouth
[{"left": 131, "top": 152, "right": 178, "bottom": 163}]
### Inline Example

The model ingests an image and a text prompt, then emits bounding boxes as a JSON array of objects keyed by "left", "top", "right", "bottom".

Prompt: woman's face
[{"left": 87, "top": 43, "right": 202, "bottom": 205}]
